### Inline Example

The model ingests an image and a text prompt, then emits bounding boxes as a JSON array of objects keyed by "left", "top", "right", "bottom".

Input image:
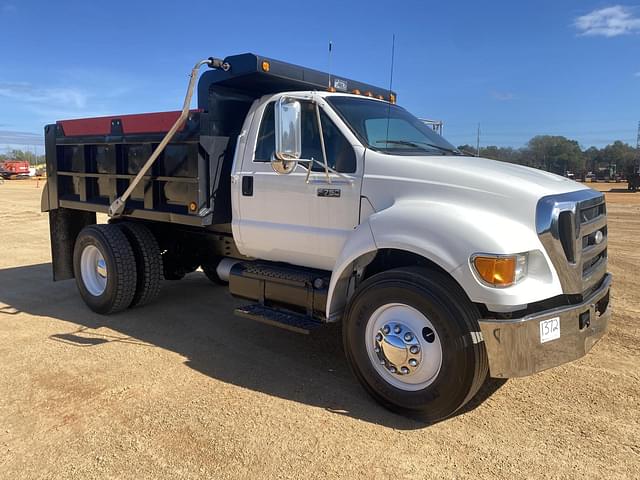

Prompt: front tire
[
  {"left": 73, "top": 224, "right": 137, "bottom": 314},
  {"left": 343, "top": 267, "right": 488, "bottom": 423}
]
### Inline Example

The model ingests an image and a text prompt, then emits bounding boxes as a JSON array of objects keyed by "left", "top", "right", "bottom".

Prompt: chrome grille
[{"left": 536, "top": 189, "right": 608, "bottom": 296}]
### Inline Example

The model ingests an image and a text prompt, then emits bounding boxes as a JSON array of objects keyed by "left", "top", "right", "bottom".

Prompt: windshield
[{"left": 327, "top": 96, "right": 460, "bottom": 156}]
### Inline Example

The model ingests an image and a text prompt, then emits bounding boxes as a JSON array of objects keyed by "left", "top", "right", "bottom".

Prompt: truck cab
[{"left": 42, "top": 53, "right": 611, "bottom": 422}]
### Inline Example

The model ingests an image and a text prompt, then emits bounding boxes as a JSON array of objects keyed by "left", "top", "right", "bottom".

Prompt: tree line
[
  {"left": 458, "top": 136, "right": 639, "bottom": 178},
  {"left": 0, "top": 149, "right": 45, "bottom": 166}
]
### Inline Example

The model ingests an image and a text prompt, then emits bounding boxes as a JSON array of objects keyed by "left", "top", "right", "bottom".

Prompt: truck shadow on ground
[{"left": 0, "top": 263, "right": 505, "bottom": 429}]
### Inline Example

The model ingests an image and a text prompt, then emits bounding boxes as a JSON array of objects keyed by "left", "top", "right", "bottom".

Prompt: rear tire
[
  {"left": 342, "top": 266, "right": 488, "bottom": 423},
  {"left": 116, "top": 222, "right": 163, "bottom": 307},
  {"left": 73, "top": 224, "right": 137, "bottom": 314}
]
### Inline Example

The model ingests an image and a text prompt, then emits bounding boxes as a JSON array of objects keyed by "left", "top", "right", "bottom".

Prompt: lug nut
[
  {"left": 376, "top": 333, "right": 382, "bottom": 342},
  {"left": 394, "top": 325, "right": 401, "bottom": 334},
  {"left": 401, "top": 367, "right": 409, "bottom": 374},
  {"left": 404, "top": 332, "right": 413, "bottom": 342},
  {"left": 389, "top": 366, "right": 397, "bottom": 373},
  {"left": 383, "top": 326, "right": 390, "bottom": 334},
  {"left": 374, "top": 346, "right": 380, "bottom": 353},
  {"left": 409, "top": 359, "right": 418, "bottom": 367},
  {"left": 410, "top": 345, "right": 420, "bottom": 354}
]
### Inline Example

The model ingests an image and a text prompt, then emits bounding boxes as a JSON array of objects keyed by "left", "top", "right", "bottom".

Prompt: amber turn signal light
[{"left": 472, "top": 254, "right": 527, "bottom": 287}]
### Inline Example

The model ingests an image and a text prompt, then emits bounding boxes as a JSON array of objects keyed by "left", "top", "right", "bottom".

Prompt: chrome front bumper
[{"left": 479, "top": 274, "right": 612, "bottom": 378}]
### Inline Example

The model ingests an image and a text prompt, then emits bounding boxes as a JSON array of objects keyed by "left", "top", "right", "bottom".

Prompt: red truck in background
[{"left": 0, "top": 160, "right": 30, "bottom": 179}]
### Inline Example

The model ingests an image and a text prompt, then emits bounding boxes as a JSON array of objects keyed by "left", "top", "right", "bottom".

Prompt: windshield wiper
[
  {"left": 375, "top": 139, "right": 461, "bottom": 155},
  {"left": 419, "top": 142, "right": 462, "bottom": 156}
]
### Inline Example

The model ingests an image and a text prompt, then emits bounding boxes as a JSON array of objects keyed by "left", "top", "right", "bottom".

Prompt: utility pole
[
  {"left": 476, "top": 123, "right": 480, "bottom": 157},
  {"left": 634, "top": 120, "right": 640, "bottom": 174}
]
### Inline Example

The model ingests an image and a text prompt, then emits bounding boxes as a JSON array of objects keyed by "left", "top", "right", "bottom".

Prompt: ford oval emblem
[{"left": 594, "top": 230, "right": 604, "bottom": 245}]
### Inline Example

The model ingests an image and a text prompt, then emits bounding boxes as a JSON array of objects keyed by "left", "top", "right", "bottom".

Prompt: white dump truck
[{"left": 42, "top": 53, "right": 611, "bottom": 422}]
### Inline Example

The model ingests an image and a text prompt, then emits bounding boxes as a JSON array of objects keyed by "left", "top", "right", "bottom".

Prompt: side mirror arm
[{"left": 313, "top": 102, "right": 332, "bottom": 185}]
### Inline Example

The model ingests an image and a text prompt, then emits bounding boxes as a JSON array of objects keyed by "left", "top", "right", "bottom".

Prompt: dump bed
[{"left": 43, "top": 108, "right": 238, "bottom": 227}]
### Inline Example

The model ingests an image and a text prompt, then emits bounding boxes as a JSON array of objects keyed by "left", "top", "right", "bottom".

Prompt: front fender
[{"left": 326, "top": 200, "right": 562, "bottom": 319}]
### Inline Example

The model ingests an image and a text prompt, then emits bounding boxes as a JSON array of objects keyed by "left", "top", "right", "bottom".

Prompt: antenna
[
  {"left": 385, "top": 34, "right": 396, "bottom": 146},
  {"left": 327, "top": 41, "right": 333, "bottom": 90},
  {"left": 476, "top": 123, "right": 481, "bottom": 157}
]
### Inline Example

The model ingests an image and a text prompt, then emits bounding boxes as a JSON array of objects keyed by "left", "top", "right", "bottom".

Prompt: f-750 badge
[{"left": 317, "top": 188, "right": 341, "bottom": 198}]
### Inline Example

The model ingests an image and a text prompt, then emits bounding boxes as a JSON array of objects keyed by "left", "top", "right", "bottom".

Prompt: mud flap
[{"left": 49, "top": 208, "right": 96, "bottom": 281}]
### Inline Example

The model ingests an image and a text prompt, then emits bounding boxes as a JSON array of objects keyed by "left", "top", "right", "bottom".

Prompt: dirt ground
[{"left": 0, "top": 179, "right": 638, "bottom": 479}]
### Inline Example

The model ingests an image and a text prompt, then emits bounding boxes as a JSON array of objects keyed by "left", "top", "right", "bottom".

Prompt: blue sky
[{"left": 1, "top": 0, "right": 639, "bottom": 154}]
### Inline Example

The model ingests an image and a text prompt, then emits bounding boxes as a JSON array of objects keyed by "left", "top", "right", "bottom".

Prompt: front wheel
[{"left": 343, "top": 267, "right": 488, "bottom": 423}]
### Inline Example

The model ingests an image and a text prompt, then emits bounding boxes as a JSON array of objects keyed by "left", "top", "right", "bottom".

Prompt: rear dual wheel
[
  {"left": 116, "top": 222, "right": 163, "bottom": 307},
  {"left": 343, "top": 267, "right": 488, "bottom": 423},
  {"left": 73, "top": 222, "right": 162, "bottom": 314}
]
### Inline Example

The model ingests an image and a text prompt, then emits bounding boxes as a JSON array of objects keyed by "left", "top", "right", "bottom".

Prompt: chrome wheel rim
[
  {"left": 365, "top": 303, "right": 442, "bottom": 391},
  {"left": 80, "top": 245, "right": 107, "bottom": 296}
]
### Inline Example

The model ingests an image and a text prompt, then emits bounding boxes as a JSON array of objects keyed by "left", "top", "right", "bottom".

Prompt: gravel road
[{"left": 0, "top": 180, "right": 638, "bottom": 479}]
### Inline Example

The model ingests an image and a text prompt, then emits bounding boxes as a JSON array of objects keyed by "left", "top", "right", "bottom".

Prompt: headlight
[{"left": 471, "top": 253, "right": 528, "bottom": 288}]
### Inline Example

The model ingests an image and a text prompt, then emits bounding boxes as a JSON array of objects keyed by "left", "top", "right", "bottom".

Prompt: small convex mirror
[{"left": 273, "top": 97, "right": 301, "bottom": 174}]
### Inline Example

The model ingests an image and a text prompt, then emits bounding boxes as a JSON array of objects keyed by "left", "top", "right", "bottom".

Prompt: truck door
[{"left": 233, "top": 96, "right": 363, "bottom": 271}]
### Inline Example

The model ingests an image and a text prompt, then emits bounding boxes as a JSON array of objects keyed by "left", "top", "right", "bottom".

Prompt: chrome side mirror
[{"left": 272, "top": 97, "right": 301, "bottom": 174}]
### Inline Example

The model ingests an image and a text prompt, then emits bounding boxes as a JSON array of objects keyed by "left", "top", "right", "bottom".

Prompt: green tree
[
  {"left": 600, "top": 141, "right": 636, "bottom": 173},
  {"left": 526, "top": 135, "right": 583, "bottom": 174}
]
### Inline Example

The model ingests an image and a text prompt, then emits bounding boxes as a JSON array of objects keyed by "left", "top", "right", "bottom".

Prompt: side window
[
  {"left": 316, "top": 110, "right": 356, "bottom": 173},
  {"left": 254, "top": 102, "right": 275, "bottom": 161},
  {"left": 254, "top": 101, "right": 356, "bottom": 173}
]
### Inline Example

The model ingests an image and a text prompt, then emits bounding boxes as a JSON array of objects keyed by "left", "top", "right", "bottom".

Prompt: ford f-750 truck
[{"left": 42, "top": 53, "right": 611, "bottom": 422}]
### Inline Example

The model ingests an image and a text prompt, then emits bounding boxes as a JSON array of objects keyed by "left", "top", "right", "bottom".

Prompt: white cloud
[
  {"left": 574, "top": 5, "right": 640, "bottom": 37},
  {"left": 0, "top": 82, "right": 89, "bottom": 109},
  {"left": 491, "top": 91, "right": 515, "bottom": 101}
]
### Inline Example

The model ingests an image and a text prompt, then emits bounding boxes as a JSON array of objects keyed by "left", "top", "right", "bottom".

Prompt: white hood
[{"left": 362, "top": 152, "right": 588, "bottom": 229}]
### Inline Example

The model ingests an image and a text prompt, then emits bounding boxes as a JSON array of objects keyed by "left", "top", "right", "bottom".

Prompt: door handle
[{"left": 242, "top": 176, "right": 253, "bottom": 196}]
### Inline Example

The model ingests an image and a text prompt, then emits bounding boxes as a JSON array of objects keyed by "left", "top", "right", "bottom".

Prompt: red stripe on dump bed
[{"left": 57, "top": 110, "right": 201, "bottom": 137}]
